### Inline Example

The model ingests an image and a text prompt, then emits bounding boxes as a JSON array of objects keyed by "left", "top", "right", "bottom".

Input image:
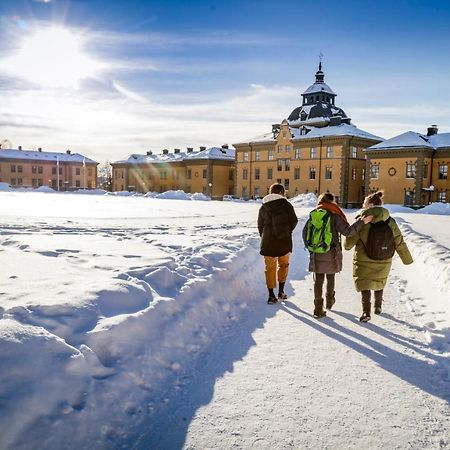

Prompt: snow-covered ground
[{"left": 0, "top": 190, "right": 449, "bottom": 449}]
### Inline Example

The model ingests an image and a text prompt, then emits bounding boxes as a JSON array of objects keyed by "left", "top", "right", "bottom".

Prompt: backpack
[
  {"left": 365, "top": 218, "right": 395, "bottom": 260},
  {"left": 305, "top": 209, "right": 333, "bottom": 253}
]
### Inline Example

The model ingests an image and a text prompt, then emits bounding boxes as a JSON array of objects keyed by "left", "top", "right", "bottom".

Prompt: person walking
[
  {"left": 344, "top": 191, "right": 413, "bottom": 322},
  {"left": 303, "top": 193, "right": 373, "bottom": 318},
  {"left": 258, "top": 183, "right": 298, "bottom": 304}
]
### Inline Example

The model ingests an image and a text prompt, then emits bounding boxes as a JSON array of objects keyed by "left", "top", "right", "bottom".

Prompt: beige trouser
[{"left": 264, "top": 253, "right": 291, "bottom": 289}]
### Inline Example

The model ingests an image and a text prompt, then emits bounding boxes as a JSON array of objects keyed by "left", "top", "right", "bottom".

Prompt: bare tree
[{"left": 97, "top": 161, "right": 113, "bottom": 191}]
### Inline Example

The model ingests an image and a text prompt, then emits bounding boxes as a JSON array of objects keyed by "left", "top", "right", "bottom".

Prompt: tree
[{"left": 97, "top": 161, "right": 113, "bottom": 191}]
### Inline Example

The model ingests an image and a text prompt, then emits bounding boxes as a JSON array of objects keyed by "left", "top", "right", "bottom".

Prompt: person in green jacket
[{"left": 344, "top": 191, "right": 413, "bottom": 322}]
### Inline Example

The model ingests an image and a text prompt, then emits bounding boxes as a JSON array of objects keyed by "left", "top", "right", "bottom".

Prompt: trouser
[
  {"left": 361, "top": 290, "right": 384, "bottom": 312},
  {"left": 313, "top": 273, "right": 335, "bottom": 300},
  {"left": 264, "top": 253, "right": 290, "bottom": 289}
]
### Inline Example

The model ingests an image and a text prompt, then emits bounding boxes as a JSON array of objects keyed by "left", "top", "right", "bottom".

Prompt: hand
[{"left": 362, "top": 215, "right": 373, "bottom": 224}]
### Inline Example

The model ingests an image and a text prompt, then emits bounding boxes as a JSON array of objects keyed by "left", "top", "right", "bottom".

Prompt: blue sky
[{"left": 0, "top": 0, "right": 449, "bottom": 162}]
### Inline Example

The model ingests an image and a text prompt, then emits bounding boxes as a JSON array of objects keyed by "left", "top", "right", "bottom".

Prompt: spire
[{"left": 315, "top": 57, "right": 324, "bottom": 84}]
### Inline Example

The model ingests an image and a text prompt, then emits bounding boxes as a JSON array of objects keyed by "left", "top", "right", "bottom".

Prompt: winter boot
[
  {"left": 326, "top": 291, "right": 336, "bottom": 310},
  {"left": 313, "top": 298, "right": 326, "bottom": 318},
  {"left": 278, "top": 282, "right": 287, "bottom": 300},
  {"left": 267, "top": 288, "right": 277, "bottom": 304},
  {"left": 359, "top": 311, "right": 371, "bottom": 322},
  {"left": 374, "top": 291, "right": 383, "bottom": 315}
]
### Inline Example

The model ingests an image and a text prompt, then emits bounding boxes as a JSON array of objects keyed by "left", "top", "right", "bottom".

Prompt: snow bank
[
  {"left": 420, "top": 202, "right": 450, "bottom": 215},
  {"left": 289, "top": 192, "right": 318, "bottom": 207},
  {"left": 144, "top": 190, "right": 210, "bottom": 201},
  {"left": 35, "top": 186, "right": 55, "bottom": 193},
  {"left": 0, "top": 182, "right": 12, "bottom": 191},
  {"left": 72, "top": 188, "right": 108, "bottom": 195}
]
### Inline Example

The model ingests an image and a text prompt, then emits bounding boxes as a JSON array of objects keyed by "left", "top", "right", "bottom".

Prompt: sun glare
[{"left": 7, "top": 27, "right": 102, "bottom": 88}]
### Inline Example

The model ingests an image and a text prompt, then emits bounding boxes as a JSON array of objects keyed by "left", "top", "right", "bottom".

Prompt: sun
[{"left": 6, "top": 27, "right": 102, "bottom": 88}]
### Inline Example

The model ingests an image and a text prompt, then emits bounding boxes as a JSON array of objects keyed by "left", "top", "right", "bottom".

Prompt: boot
[
  {"left": 313, "top": 298, "right": 326, "bottom": 318},
  {"left": 278, "top": 282, "right": 287, "bottom": 300},
  {"left": 267, "top": 288, "right": 277, "bottom": 304},
  {"left": 374, "top": 292, "right": 383, "bottom": 315},
  {"left": 360, "top": 311, "right": 371, "bottom": 322},
  {"left": 326, "top": 291, "right": 336, "bottom": 310}
]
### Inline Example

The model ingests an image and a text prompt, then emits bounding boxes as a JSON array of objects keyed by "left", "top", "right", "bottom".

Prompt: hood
[
  {"left": 262, "top": 193, "right": 285, "bottom": 204},
  {"left": 359, "top": 205, "right": 390, "bottom": 223}
]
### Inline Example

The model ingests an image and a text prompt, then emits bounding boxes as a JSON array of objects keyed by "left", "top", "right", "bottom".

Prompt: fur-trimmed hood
[{"left": 262, "top": 193, "right": 285, "bottom": 204}]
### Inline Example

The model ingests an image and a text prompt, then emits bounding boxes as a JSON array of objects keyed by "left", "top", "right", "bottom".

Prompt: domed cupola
[{"left": 287, "top": 63, "right": 351, "bottom": 128}]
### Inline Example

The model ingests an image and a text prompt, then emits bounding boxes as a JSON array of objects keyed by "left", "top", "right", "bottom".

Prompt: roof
[
  {"left": 113, "top": 146, "right": 236, "bottom": 165},
  {"left": 367, "top": 131, "right": 450, "bottom": 151},
  {"left": 0, "top": 148, "right": 97, "bottom": 164},
  {"left": 302, "top": 82, "right": 336, "bottom": 96},
  {"left": 291, "top": 123, "right": 383, "bottom": 141}
]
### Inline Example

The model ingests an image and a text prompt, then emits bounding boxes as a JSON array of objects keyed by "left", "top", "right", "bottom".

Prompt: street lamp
[{"left": 208, "top": 182, "right": 212, "bottom": 199}]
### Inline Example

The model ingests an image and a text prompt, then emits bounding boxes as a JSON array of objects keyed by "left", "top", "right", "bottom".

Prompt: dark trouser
[
  {"left": 361, "top": 290, "right": 383, "bottom": 313},
  {"left": 314, "top": 273, "right": 335, "bottom": 303}
]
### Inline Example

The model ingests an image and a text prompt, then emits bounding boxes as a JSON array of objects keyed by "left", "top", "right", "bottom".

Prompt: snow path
[{"left": 138, "top": 226, "right": 450, "bottom": 450}]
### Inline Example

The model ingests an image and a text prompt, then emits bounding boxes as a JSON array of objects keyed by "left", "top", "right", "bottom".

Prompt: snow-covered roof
[
  {"left": 302, "top": 82, "right": 336, "bottom": 96},
  {"left": 0, "top": 148, "right": 97, "bottom": 164},
  {"left": 368, "top": 131, "right": 450, "bottom": 151},
  {"left": 291, "top": 123, "right": 383, "bottom": 141},
  {"left": 113, "top": 146, "right": 236, "bottom": 165}
]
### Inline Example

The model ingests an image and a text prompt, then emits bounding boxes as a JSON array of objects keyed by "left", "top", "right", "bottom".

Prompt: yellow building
[
  {"left": 111, "top": 146, "right": 235, "bottom": 199},
  {"left": 233, "top": 64, "right": 383, "bottom": 206},
  {"left": 0, "top": 146, "right": 98, "bottom": 190},
  {"left": 365, "top": 126, "right": 450, "bottom": 206}
]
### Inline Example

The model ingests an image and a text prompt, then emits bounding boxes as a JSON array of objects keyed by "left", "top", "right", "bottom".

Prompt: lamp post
[{"left": 208, "top": 182, "right": 212, "bottom": 199}]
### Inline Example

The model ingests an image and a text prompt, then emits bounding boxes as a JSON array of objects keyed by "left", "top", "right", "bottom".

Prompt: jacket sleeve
[
  {"left": 257, "top": 208, "right": 264, "bottom": 237},
  {"left": 302, "top": 219, "right": 309, "bottom": 247},
  {"left": 334, "top": 215, "right": 364, "bottom": 238},
  {"left": 288, "top": 204, "right": 299, "bottom": 231},
  {"left": 390, "top": 219, "right": 413, "bottom": 265}
]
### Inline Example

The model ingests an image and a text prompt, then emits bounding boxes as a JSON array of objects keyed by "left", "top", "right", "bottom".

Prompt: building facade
[
  {"left": 365, "top": 126, "right": 450, "bottom": 206},
  {"left": 233, "top": 64, "right": 383, "bottom": 206},
  {"left": 0, "top": 146, "right": 98, "bottom": 190},
  {"left": 111, "top": 146, "right": 235, "bottom": 199}
]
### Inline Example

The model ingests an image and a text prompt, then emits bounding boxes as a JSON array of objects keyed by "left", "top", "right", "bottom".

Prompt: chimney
[
  {"left": 427, "top": 125, "right": 438, "bottom": 136},
  {"left": 174, "top": 148, "right": 180, "bottom": 154},
  {"left": 221, "top": 144, "right": 229, "bottom": 149},
  {"left": 272, "top": 123, "right": 280, "bottom": 138},
  {"left": 38, "top": 147, "right": 42, "bottom": 152},
  {"left": 147, "top": 150, "right": 153, "bottom": 155},
  {"left": 200, "top": 146, "right": 206, "bottom": 151},
  {"left": 162, "top": 149, "right": 169, "bottom": 155},
  {"left": 18, "top": 145, "right": 22, "bottom": 150},
  {"left": 187, "top": 147, "right": 193, "bottom": 153},
  {"left": 66, "top": 149, "right": 71, "bottom": 155}
]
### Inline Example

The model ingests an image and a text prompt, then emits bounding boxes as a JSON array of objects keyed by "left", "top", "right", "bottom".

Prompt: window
[
  {"left": 438, "top": 164, "right": 448, "bottom": 180},
  {"left": 268, "top": 149, "right": 274, "bottom": 161},
  {"left": 17, "top": 178, "right": 23, "bottom": 185},
  {"left": 160, "top": 171, "right": 167, "bottom": 179},
  {"left": 406, "top": 162, "right": 416, "bottom": 178},
  {"left": 309, "top": 167, "right": 316, "bottom": 180},
  {"left": 285, "top": 144, "right": 291, "bottom": 153},
  {"left": 243, "top": 152, "right": 249, "bottom": 161},
  {"left": 229, "top": 169, "right": 234, "bottom": 181},
  {"left": 255, "top": 168, "right": 260, "bottom": 180},
  {"left": 284, "top": 179, "right": 289, "bottom": 191},
  {"left": 76, "top": 168, "right": 81, "bottom": 176},
  {"left": 295, "top": 148, "right": 301, "bottom": 159},
  {"left": 362, "top": 168, "right": 366, "bottom": 181},
  {"left": 326, "top": 146, "right": 333, "bottom": 158},
  {"left": 352, "top": 146, "right": 357, "bottom": 158},
  {"left": 11, "top": 165, "right": 16, "bottom": 173},
  {"left": 310, "top": 147, "right": 317, "bottom": 158},
  {"left": 277, "top": 159, "right": 283, "bottom": 171},
  {"left": 38, "top": 179, "right": 43, "bottom": 187},
  {"left": 52, "top": 167, "right": 56, "bottom": 175},
  {"left": 437, "top": 191, "right": 447, "bottom": 203},
  {"left": 59, "top": 167, "right": 62, "bottom": 175},
  {"left": 285, "top": 159, "right": 290, "bottom": 171},
  {"left": 202, "top": 169, "right": 207, "bottom": 179},
  {"left": 11, "top": 178, "right": 16, "bottom": 185},
  {"left": 255, "top": 151, "right": 260, "bottom": 161},
  {"left": 325, "top": 166, "right": 332, "bottom": 179},
  {"left": 254, "top": 187, "right": 260, "bottom": 198},
  {"left": 88, "top": 168, "right": 92, "bottom": 176},
  {"left": 76, "top": 180, "right": 81, "bottom": 188},
  {"left": 243, "top": 169, "right": 248, "bottom": 180},
  {"left": 294, "top": 167, "right": 300, "bottom": 180},
  {"left": 352, "top": 167, "right": 357, "bottom": 181},
  {"left": 267, "top": 168, "right": 273, "bottom": 180},
  {"left": 187, "top": 169, "right": 192, "bottom": 179},
  {"left": 18, "top": 165, "right": 23, "bottom": 173},
  {"left": 32, "top": 166, "right": 37, "bottom": 174},
  {"left": 277, "top": 145, "right": 283, "bottom": 153},
  {"left": 32, "top": 178, "right": 38, "bottom": 188},
  {"left": 370, "top": 164, "right": 379, "bottom": 179},
  {"left": 423, "top": 163, "right": 428, "bottom": 179},
  {"left": 242, "top": 187, "right": 248, "bottom": 198},
  {"left": 38, "top": 166, "right": 43, "bottom": 174}
]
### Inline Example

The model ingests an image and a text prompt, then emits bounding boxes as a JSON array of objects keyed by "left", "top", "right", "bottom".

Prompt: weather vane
[{"left": 319, "top": 52, "right": 324, "bottom": 62}]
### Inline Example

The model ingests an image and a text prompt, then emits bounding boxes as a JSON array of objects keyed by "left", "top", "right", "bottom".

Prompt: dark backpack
[{"left": 365, "top": 218, "right": 395, "bottom": 260}]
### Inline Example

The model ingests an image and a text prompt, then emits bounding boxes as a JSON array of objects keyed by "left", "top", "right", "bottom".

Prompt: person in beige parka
[{"left": 344, "top": 191, "right": 413, "bottom": 322}]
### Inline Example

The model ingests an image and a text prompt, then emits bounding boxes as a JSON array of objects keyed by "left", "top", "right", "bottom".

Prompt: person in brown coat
[
  {"left": 302, "top": 193, "right": 373, "bottom": 318},
  {"left": 258, "top": 183, "right": 298, "bottom": 304}
]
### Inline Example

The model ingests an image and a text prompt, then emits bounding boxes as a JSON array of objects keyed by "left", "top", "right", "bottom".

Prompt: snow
[
  {"left": 144, "top": 190, "right": 210, "bottom": 201},
  {"left": 291, "top": 123, "right": 383, "bottom": 141},
  {"left": 0, "top": 148, "right": 97, "bottom": 164},
  {"left": 0, "top": 191, "right": 449, "bottom": 449},
  {"left": 368, "top": 130, "right": 450, "bottom": 151},
  {"left": 302, "top": 81, "right": 336, "bottom": 96}
]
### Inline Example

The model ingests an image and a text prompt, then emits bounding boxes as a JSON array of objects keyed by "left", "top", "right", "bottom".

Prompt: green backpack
[{"left": 305, "top": 209, "right": 333, "bottom": 253}]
